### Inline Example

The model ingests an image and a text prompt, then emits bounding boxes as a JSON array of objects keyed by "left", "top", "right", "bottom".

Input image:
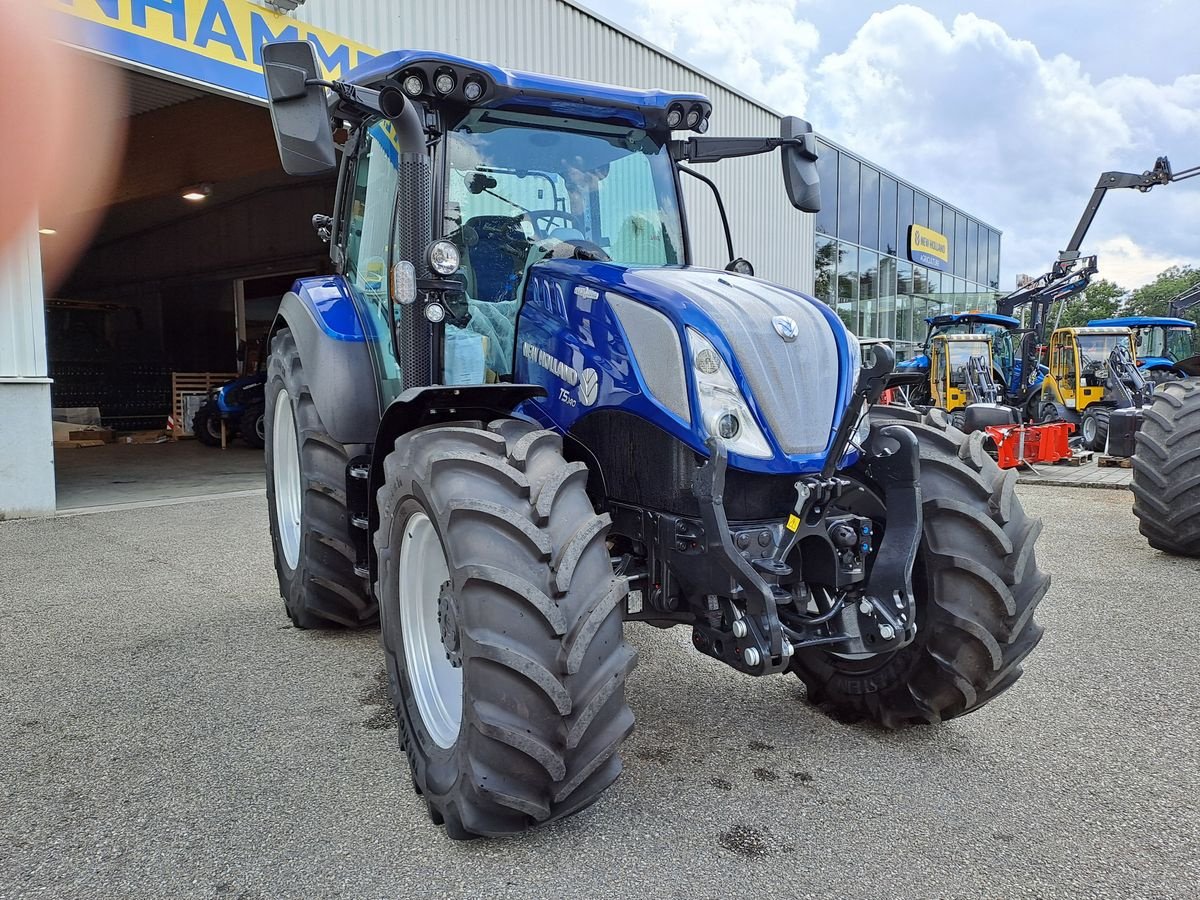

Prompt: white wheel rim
[
  {"left": 399, "top": 512, "right": 462, "bottom": 749},
  {"left": 255, "top": 413, "right": 267, "bottom": 442},
  {"left": 1083, "top": 416, "right": 1095, "bottom": 443},
  {"left": 272, "top": 389, "right": 302, "bottom": 570}
]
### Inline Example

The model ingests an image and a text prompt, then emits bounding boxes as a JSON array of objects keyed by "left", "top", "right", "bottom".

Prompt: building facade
[
  {"left": 0, "top": 0, "right": 1000, "bottom": 516},
  {"left": 812, "top": 138, "right": 1002, "bottom": 359}
]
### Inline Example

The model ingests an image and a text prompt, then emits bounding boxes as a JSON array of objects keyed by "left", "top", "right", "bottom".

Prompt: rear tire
[
  {"left": 1081, "top": 407, "right": 1110, "bottom": 452},
  {"left": 789, "top": 406, "right": 1049, "bottom": 727},
  {"left": 374, "top": 419, "right": 637, "bottom": 838},
  {"left": 1132, "top": 379, "right": 1200, "bottom": 556},
  {"left": 265, "top": 328, "right": 375, "bottom": 629}
]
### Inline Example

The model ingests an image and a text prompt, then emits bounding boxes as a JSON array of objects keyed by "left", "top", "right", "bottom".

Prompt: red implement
[{"left": 985, "top": 421, "right": 1075, "bottom": 468}]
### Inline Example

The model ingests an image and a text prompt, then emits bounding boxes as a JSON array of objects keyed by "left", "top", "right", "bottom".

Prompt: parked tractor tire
[
  {"left": 1081, "top": 407, "right": 1110, "bottom": 452},
  {"left": 192, "top": 403, "right": 224, "bottom": 447},
  {"left": 790, "top": 406, "right": 1049, "bottom": 727},
  {"left": 240, "top": 401, "right": 266, "bottom": 449},
  {"left": 374, "top": 419, "right": 637, "bottom": 839},
  {"left": 1132, "top": 378, "right": 1200, "bottom": 557},
  {"left": 265, "top": 328, "right": 376, "bottom": 629}
]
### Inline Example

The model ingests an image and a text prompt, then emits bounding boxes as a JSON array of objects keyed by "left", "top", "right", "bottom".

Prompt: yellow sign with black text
[
  {"left": 908, "top": 224, "right": 950, "bottom": 271},
  {"left": 52, "top": 0, "right": 378, "bottom": 100}
]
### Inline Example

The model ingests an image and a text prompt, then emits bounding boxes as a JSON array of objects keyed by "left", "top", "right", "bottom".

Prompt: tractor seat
[{"left": 462, "top": 215, "right": 531, "bottom": 303}]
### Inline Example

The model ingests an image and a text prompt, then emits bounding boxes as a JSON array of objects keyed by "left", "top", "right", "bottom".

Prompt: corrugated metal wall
[
  {"left": 293, "top": 0, "right": 816, "bottom": 292},
  {"left": 0, "top": 224, "right": 49, "bottom": 378}
]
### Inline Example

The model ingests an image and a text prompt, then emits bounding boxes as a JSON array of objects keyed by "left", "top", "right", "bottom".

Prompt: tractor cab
[
  {"left": 927, "top": 333, "right": 1015, "bottom": 432},
  {"left": 1087, "top": 316, "right": 1199, "bottom": 381},
  {"left": 1043, "top": 326, "right": 1151, "bottom": 450}
]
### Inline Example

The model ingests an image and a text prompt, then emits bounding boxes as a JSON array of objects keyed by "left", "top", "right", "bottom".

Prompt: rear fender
[{"left": 268, "top": 277, "right": 382, "bottom": 444}]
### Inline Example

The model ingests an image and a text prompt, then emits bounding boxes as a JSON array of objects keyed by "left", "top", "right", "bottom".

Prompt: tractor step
[{"left": 1097, "top": 454, "right": 1134, "bottom": 468}]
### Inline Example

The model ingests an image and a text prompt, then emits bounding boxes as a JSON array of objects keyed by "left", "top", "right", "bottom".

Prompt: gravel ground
[{"left": 1, "top": 485, "right": 1196, "bottom": 899}]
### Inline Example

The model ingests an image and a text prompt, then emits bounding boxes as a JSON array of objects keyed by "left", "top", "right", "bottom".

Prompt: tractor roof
[
  {"left": 1060, "top": 326, "right": 1133, "bottom": 336},
  {"left": 343, "top": 49, "right": 710, "bottom": 129},
  {"left": 925, "top": 312, "right": 1020, "bottom": 328},
  {"left": 1087, "top": 316, "right": 1195, "bottom": 329},
  {"left": 936, "top": 333, "right": 993, "bottom": 342}
]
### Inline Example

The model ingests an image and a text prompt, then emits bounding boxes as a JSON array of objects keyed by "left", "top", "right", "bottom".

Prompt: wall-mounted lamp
[{"left": 181, "top": 184, "right": 213, "bottom": 202}]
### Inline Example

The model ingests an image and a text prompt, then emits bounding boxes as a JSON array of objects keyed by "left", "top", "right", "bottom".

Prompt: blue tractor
[
  {"left": 192, "top": 371, "right": 267, "bottom": 448},
  {"left": 259, "top": 42, "right": 1048, "bottom": 838},
  {"left": 1086, "top": 316, "right": 1199, "bottom": 382}
]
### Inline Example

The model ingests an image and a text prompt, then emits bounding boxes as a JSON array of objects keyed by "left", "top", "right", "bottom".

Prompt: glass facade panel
[
  {"left": 860, "top": 165, "right": 880, "bottom": 250},
  {"left": 880, "top": 176, "right": 898, "bottom": 256},
  {"left": 988, "top": 229, "right": 1001, "bottom": 289},
  {"left": 966, "top": 219, "right": 980, "bottom": 284},
  {"left": 859, "top": 249, "right": 880, "bottom": 337},
  {"left": 914, "top": 192, "right": 929, "bottom": 229},
  {"left": 954, "top": 212, "right": 968, "bottom": 278},
  {"left": 927, "top": 201, "right": 942, "bottom": 239},
  {"left": 815, "top": 141, "right": 838, "bottom": 236},
  {"left": 815, "top": 235, "right": 837, "bottom": 305},
  {"left": 837, "top": 244, "right": 859, "bottom": 333},
  {"left": 838, "top": 157, "right": 859, "bottom": 243},
  {"left": 898, "top": 185, "right": 914, "bottom": 247}
]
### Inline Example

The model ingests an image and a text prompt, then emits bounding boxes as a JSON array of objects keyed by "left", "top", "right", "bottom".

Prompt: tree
[
  {"left": 1054, "top": 279, "right": 1127, "bottom": 328},
  {"left": 1122, "top": 265, "right": 1200, "bottom": 320}
]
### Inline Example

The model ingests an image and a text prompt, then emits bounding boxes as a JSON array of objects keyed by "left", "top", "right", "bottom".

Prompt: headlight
[
  {"left": 687, "top": 328, "right": 773, "bottom": 459},
  {"left": 426, "top": 239, "right": 460, "bottom": 276},
  {"left": 463, "top": 77, "right": 485, "bottom": 102},
  {"left": 666, "top": 104, "right": 684, "bottom": 130},
  {"left": 401, "top": 73, "right": 425, "bottom": 97},
  {"left": 434, "top": 69, "right": 456, "bottom": 95}
]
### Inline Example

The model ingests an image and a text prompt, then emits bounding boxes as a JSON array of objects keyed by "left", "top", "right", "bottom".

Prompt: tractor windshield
[
  {"left": 947, "top": 341, "right": 990, "bottom": 368},
  {"left": 1076, "top": 333, "right": 1126, "bottom": 367},
  {"left": 441, "top": 111, "right": 685, "bottom": 377}
]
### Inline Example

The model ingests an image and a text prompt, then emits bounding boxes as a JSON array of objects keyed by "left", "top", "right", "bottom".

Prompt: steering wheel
[{"left": 524, "top": 209, "right": 583, "bottom": 239}]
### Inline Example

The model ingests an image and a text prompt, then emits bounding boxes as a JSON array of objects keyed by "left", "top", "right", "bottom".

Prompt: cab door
[{"left": 1049, "top": 331, "right": 1077, "bottom": 408}]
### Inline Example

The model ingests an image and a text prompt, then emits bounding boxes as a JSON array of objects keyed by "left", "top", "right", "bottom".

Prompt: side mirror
[
  {"left": 263, "top": 41, "right": 336, "bottom": 176},
  {"left": 781, "top": 116, "right": 821, "bottom": 213}
]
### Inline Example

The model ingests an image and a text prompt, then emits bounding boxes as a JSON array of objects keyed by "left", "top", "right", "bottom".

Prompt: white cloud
[
  {"left": 635, "top": 0, "right": 820, "bottom": 114},
  {"left": 631, "top": 2, "right": 1200, "bottom": 289},
  {"left": 1091, "top": 235, "right": 1188, "bottom": 289}
]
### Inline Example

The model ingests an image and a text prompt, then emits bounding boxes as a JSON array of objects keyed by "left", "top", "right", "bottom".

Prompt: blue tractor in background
[
  {"left": 258, "top": 41, "right": 1048, "bottom": 839},
  {"left": 192, "top": 371, "right": 267, "bottom": 448},
  {"left": 1086, "top": 316, "right": 1199, "bottom": 382}
]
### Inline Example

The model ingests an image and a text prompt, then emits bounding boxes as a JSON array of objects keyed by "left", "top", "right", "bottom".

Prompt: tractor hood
[{"left": 518, "top": 260, "right": 861, "bottom": 473}]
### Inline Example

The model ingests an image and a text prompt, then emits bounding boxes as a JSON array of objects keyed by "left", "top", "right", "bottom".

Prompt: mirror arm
[
  {"left": 307, "top": 78, "right": 407, "bottom": 119},
  {"left": 671, "top": 136, "right": 813, "bottom": 164},
  {"left": 677, "top": 163, "right": 735, "bottom": 262}
]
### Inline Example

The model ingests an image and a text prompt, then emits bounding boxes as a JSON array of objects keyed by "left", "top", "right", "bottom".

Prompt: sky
[{"left": 582, "top": 0, "right": 1200, "bottom": 290}]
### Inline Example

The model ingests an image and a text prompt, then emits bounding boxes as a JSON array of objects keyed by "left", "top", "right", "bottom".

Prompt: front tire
[
  {"left": 241, "top": 401, "right": 266, "bottom": 449},
  {"left": 790, "top": 407, "right": 1049, "bottom": 727},
  {"left": 192, "top": 403, "right": 224, "bottom": 447},
  {"left": 374, "top": 419, "right": 637, "bottom": 838},
  {"left": 265, "top": 328, "right": 375, "bottom": 629},
  {"left": 1132, "top": 379, "right": 1200, "bottom": 556},
  {"left": 1081, "top": 407, "right": 1110, "bottom": 452}
]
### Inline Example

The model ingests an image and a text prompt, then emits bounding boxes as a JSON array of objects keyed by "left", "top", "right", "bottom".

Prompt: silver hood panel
[{"left": 631, "top": 269, "right": 849, "bottom": 456}]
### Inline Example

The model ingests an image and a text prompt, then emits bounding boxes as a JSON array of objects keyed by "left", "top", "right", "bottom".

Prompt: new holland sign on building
[
  {"left": 908, "top": 223, "right": 950, "bottom": 272},
  {"left": 51, "top": 0, "right": 377, "bottom": 100}
]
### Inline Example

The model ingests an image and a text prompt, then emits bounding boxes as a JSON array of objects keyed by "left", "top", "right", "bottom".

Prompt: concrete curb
[
  {"left": 1017, "top": 477, "right": 1131, "bottom": 491},
  {"left": 55, "top": 488, "right": 266, "bottom": 518}
]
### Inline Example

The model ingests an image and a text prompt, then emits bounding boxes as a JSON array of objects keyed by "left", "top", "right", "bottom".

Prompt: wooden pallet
[
  {"left": 1098, "top": 454, "right": 1134, "bottom": 469},
  {"left": 1054, "top": 450, "right": 1094, "bottom": 467},
  {"left": 171, "top": 372, "right": 237, "bottom": 439}
]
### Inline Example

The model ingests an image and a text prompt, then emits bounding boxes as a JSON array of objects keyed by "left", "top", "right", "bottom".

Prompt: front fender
[{"left": 268, "top": 277, "right": 382, "bottom": 445}]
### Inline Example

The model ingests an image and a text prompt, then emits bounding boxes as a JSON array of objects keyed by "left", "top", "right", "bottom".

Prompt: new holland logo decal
[{"left": 522, "top": 342, "right": 598, "bottom": 408}]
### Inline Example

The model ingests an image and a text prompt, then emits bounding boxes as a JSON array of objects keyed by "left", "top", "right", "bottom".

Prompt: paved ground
[
  {"left": 54, "top": 441, "right": 265, "bottom": 511},
  {"left": 1, "top": 485, "right": 1196, "bottom": 899},
  {"left": 1017, "top": 456, "right": 1133, "bottom": 490}
]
